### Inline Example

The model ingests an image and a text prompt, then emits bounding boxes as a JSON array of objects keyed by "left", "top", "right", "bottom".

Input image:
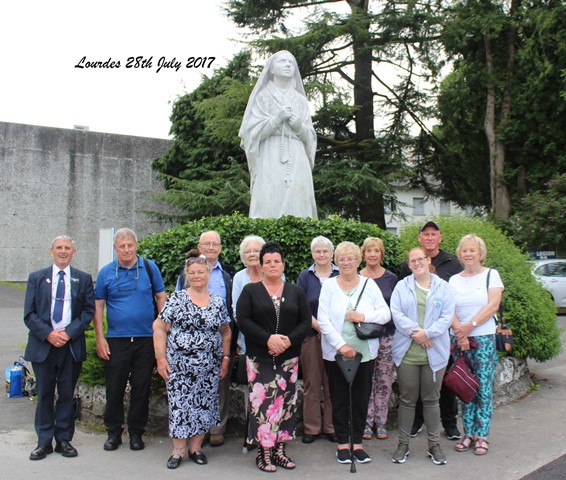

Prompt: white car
[{"left": 531, "top": 259, "right": 566, "bottom": 311}]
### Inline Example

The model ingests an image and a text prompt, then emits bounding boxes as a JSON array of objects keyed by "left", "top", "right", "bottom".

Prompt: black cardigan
[{"left": 236, "top": 282, "right": 311, "bottom": 361}]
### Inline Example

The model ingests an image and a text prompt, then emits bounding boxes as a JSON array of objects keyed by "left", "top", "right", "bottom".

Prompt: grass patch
[{"left": 0, "top": 281, "right": 26, "bottom": 291}]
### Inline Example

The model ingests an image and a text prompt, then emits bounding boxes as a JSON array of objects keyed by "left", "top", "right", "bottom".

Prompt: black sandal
[
  {"left": 256, "top": 446, "right": 276, "bottom": 472},
  {"left": 271, "top": 442, "right": 296, "bottom": 470}
]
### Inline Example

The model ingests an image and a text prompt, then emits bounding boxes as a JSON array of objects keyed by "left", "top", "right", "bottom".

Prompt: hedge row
[{"left": 81, "top": 213, "right": 560, "bottom": 386}]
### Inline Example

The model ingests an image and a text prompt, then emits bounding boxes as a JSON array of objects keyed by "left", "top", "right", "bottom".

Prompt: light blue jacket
[{"left": 390, "top": 274, "right": 455, "bottom": 378}]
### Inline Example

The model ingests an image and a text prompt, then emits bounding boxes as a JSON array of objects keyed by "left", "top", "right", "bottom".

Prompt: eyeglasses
[
  {"left": 244, "top": 249, "right": 260, "bottom": 255},
  {"left": 337, "top": 257, "right": 357, "bottom": 264},
  {"left": 200, "top": 242, "right": 221, "bottom": 248},
  {"left": 187, "top": 255, "right": 207, "bottom": 265},
  {"left": 115, "top": 260, "right": 139, "bottom": 280},
  {"left": 313, "top": 249, "right": 331, "bottom": 255},
  {"left": 409, "top": 257, "right": 427, "bottom": 265}
]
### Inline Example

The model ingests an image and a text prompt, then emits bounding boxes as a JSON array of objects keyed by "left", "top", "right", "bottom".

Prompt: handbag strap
[
  {"left": 486, "top": 268, "right": 504, "bottom": 325},
  {"left": 455, "top": 347, "right": 476, "bottom": 373},
  {"left": 353, "top": 278, "right": 369, "bottom": 311}
]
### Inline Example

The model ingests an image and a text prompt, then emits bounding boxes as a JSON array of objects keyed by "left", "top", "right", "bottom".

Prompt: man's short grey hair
[
  {"left": 239, "top": 235, "right": 266, "bottom": 264},
  {"left": 51, "top": 235, "right": 75, "bottom": 248},
  {"left": 113, "top": 228, "right": 138, "bottom": 245},
  {"left": 311, "top": 236, "right": 334, "bottom": 252},
  {"left": 199, "top": 230, "right": 221, "bottom": 244}
]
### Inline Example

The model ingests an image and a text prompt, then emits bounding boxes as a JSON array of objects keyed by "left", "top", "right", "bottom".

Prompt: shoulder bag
[
  {"left": 486, "top": 269, "right": 514, "bottom": 353},
  {"left": 354, "top": 279, "right": 388, "bottom": 340}
]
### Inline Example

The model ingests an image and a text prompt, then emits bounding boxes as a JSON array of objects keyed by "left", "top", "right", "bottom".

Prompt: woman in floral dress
[
  {"left": 154, "top": 251, "right": 231, "bottom": 469},
  {"left": 237, "top": 242, "right": 311, "bottom": 472}
]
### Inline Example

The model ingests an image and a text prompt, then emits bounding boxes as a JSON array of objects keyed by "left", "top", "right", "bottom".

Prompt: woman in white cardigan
[{"left": 318, "top": 241, "right": 390, "bottom": 465}]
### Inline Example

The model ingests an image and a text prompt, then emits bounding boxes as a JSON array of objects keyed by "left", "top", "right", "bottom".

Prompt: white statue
[{"left": 239, "top": 50, "right": 318, "bottom": 219}]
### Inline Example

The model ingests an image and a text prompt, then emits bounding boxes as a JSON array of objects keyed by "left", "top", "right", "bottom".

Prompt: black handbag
[
  {"left": 231, "top": 353, "right": 248, "bottom": 386},
  {"left": 353, "top": 279, "right": 389, "bottom": 340},
  {"left": 486, "top": 269, "right": 514, "bottom": 354}
]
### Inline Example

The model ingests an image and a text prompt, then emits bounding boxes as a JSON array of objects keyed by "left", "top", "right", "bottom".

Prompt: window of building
[
  {"left": 440, "top": 201, "right": 451, "bottom": 215},
  {"left": 413, "top": 197, "right": 425, "bottom": 215}
]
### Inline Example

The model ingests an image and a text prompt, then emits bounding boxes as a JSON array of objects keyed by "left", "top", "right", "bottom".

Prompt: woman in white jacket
[
  {"left": 390, "top": 247, "right": 455, "bottom": 466},
  {"left": 318, "top": 242, "right": 391, "bottom": 465}
]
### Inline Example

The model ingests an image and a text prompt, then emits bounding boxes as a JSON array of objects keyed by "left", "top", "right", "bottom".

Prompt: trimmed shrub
[
  {"left": 81, "top": 213, "right": 400, "bottom": 386},
  {"left": 398, "top": 216, "right": 561, "bottom": 362},
  {"left": 137, "top": 213, "right": 402, "bottom": 288}
]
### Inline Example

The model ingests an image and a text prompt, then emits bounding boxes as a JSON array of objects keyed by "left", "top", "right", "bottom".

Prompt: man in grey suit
[{"left": 24, "top": 235, "right": 95, "bottom": 460}]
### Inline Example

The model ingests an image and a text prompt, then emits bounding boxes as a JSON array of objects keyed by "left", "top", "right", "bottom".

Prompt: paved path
[{"left": 1, "top": 283, "right": 565, "bottom": 479}]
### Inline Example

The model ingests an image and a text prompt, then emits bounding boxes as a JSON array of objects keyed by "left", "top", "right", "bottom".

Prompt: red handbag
[{"left": 443, "top": 350, "right": 479, "bottom": 403}]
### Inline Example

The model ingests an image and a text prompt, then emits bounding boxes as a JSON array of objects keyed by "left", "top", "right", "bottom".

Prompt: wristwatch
[{"left": 471, "top": 320, "right": 477, "bottom": 327}]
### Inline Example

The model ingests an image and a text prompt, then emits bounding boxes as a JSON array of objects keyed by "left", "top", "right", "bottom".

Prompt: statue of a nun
[{"left": 239, "top": 50, "right": 318, "bottom": 219}]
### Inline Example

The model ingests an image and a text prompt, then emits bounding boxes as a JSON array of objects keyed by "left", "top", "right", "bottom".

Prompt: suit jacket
[{"left": 24, "top": 266, "right": 95, "bottom": 363}]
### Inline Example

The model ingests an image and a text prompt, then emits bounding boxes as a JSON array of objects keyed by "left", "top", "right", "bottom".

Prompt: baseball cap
[{"left": 418, "top": 221, "right": 441, "bottom": 233}]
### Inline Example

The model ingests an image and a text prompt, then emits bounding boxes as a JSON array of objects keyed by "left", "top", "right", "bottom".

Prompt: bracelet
[{"left": 222, "top": 355, "right": 231, "bottom": 361}]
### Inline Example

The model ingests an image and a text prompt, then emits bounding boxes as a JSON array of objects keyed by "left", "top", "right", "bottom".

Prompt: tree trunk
[
  {"left": 483, "top": 34, "right": 512, "bottom": 221},
  {"left": 348, "top": 0, "right": 386, "bottom": 228}
]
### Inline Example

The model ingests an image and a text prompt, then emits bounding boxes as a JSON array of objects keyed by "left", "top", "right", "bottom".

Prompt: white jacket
[{"left": 317, "top": 275, "right": 391, "bottom": 361}]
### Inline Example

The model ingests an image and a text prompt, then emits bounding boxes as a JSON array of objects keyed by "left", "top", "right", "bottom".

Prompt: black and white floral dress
[{"left": 160, "top": 290, "right": 230, "bottom": 438}]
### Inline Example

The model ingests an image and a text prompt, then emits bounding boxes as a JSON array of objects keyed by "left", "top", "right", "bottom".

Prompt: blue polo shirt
[{"left": 95, "top": 255, "right": 165, "bottom": 338}]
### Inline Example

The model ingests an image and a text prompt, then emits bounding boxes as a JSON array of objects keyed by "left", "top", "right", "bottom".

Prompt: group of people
[{"left": 23, "top": 221, "right": 504, "bottom": 472}]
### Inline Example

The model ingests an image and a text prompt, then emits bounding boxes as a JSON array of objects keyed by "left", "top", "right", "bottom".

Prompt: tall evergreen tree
[{"left": 416, "top": 0, "right": 566, "bottom": 218}]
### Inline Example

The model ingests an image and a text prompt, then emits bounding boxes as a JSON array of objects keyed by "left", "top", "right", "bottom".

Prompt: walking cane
[{"left": 335, "top": 352, "right": 362, "bottom": 473}]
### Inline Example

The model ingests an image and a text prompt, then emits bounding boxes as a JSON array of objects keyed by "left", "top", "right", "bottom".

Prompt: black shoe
[
  {"left": 55, "top": 440, "right": 78, "bottom": 457},
  {"left": 29, "top": 444, "right": 53, "bottom": 461},
  {"left": 188, "top": 450, "right": 208, "bottom": 465},
  {"left": 353, "top": 449, "right": 371, "bottom": 464},
  {"left": 103, "top": 435, "right": 122, "bottom": 451},
  {"left": 445, "top": 425, "right": 462, "bottom": 440},
  {"left": 327, "top": 433, "right": 338, "bottom": 443},
  {"left": 129, "top": 433, "right": 145, "bottom": 451},
  {"left": 336, "top": 448, "right": 352, "bottom": 464},
  {"left": 167, "top": 455, "right": 183, "bottom": 469},
  {"left": 302, "top": 434, "right": 317, "bottom": 444},
  {"left": 410, "top": 425, "right": 423, "bottom": 438}
]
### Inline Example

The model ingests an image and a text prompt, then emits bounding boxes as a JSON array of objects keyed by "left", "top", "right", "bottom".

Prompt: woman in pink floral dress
[{"left": 237, "top": 242, "right": 311, "bottom": 472}]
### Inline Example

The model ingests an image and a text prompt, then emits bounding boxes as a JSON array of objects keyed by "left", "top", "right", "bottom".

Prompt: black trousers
[
  {"left": 324, "top": 360, "right": 374, "bottom": 445},
  {"left": 104, "top": 337, "right": 154, "bottom": 436},
  {"left": 33, "top": 344, "right": 82, "bottom": 445},
  {"left": 413, "top": 355, "right": 458, "bottom": 430}
]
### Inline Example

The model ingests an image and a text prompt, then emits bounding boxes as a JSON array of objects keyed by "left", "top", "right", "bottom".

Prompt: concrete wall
[{"left": 0, "top": 121, "right": 172, "bottom": 281}]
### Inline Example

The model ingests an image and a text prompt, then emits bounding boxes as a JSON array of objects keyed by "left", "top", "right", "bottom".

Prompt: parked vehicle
[{"left": 531, "top": 259, "right": 566, "bottom": 312}]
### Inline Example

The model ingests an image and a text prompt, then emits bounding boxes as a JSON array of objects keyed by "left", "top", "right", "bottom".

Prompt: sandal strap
[
  {"left": 272, "top": 443, "right": 295, "bottom": 469},
  {"left": 256, "top": 446, "right": 275, "bottom": 471}
]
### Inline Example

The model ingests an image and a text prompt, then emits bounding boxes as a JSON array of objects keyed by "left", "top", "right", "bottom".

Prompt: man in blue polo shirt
[{"left": 94, "top": 228, "right": 166, "bottom": 452}]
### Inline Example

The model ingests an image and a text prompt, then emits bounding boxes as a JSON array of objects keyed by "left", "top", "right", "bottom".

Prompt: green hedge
[
  {"left": 137, "top": 213, "right": 402, "bottom": 288},
  {"left": 397, "top": 216, "right": 561, "bottom": 362},
  {"left": 82, "top": 213, "right": 560, "bottom": 387},
  {"left": 81, "top": 214, "right": 400, "bottom": 385}
]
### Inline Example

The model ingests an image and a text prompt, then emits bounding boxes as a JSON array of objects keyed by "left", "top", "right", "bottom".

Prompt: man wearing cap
[{"left": 399, "top": 221, "right": 463, "bottom": 440}]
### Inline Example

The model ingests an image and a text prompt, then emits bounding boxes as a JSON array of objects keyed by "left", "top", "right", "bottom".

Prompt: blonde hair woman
[
  {"left": 450, "top": 234, "right": 503, "bottom": 456},
  {"left": 360, "top": 237, "right": 398, "bottom": 441},
  {"left": 318, "top": 242, "right": 391, "bottom": 465}
]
